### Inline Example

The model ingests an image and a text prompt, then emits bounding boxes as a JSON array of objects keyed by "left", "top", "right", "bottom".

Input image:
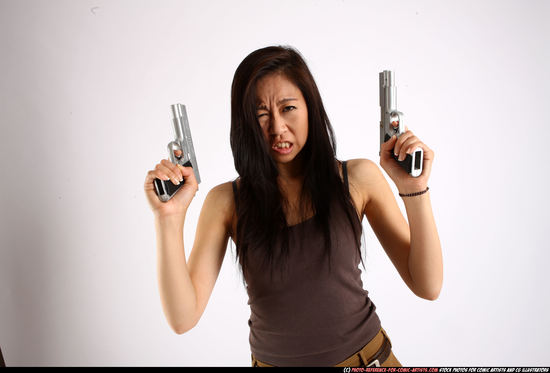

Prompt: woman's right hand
[{"left": 144, "top": 150, "right": 199, "bottom": 219}]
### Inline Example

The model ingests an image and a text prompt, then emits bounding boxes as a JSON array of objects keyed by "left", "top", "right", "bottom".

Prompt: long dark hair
[{"left": 230, "top": 45, "right": 363, "bottom": 279}]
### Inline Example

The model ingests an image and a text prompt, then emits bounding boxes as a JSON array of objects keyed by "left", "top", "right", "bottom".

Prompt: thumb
[
  {"left": 177, "top": 164, "right": 199, "bottom": 188},
  {"left": 177, "top": 164, "right": 195, "bottom": 180}
]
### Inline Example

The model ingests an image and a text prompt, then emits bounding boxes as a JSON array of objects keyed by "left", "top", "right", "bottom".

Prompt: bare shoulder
[
  {"left": 345, "top": 158, "right": 387, "bottom": 207},
  {"left": 345, "top": 158, "right": 384, "bottom": 183},
  {"left": 202, "top": 180, "right": 237, "bottom": 235},
  {"left": 204, "top": 181, "right": 236, "bottom": 216}
]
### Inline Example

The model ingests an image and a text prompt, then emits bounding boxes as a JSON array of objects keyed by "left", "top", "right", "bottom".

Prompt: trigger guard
[
  {"left": 389, "top": 111, "right": 405, "bottom": 135},
  {"left": 167, "top": 141, "right": 183, "bottom": 164},
  {"left": 390, "top": 112, "right": 400, "bottom": 126}
]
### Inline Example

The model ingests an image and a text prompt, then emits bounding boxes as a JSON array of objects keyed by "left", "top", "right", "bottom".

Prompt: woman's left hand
[{"left": 379, "top": 127, "right": 434, "bottom": 195}]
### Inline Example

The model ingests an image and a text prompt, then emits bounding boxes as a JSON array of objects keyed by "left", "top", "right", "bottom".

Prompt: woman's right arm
[{"left": 145, "top": 157, "right": 234, "bottom": 334}]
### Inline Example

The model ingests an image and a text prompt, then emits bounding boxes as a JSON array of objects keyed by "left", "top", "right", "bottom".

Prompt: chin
[{"left": 271, "top": 148, "right": 304, "bottom": 164}]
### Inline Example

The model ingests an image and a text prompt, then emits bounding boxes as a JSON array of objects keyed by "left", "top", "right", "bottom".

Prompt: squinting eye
[
  {"left": 257, "top": 113, "right": 268, "bottom": 118},
  {"left": 283, "top": 106, "right": 296, "bottom": 112}
]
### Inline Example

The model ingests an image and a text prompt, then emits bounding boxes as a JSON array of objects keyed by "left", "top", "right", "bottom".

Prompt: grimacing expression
[{"left": 255, "top": 73, "right": 309, "bottom": 164}]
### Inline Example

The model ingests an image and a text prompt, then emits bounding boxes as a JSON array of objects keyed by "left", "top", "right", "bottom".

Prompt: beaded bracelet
[{"left": 399, "top": 186, "right": 429, "bottom": 198}]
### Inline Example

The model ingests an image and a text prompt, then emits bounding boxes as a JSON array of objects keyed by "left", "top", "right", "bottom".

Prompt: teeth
[{"left": 275, "top": 142, "right": 290, "bottom": 149}]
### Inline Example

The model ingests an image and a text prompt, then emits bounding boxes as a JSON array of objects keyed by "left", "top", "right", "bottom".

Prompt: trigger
[{"left": 390, "top": 113, "right": 400, "bottom": 128}]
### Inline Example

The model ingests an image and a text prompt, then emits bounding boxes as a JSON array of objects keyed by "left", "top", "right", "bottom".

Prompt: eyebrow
[{"left": 257, "top": 97, "right": 297, "bottom": 110}]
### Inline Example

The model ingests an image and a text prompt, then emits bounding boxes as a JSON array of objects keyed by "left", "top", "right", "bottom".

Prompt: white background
[{"left": 1, "top": 0, "right": 549, "bottom": 367}]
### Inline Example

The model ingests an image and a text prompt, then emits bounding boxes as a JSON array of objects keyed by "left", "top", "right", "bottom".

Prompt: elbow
[
  {"left": 410, "top": 272, "right": 443, "bottom": 301},
  {"left": 173, "top": 322, "right": 194, "bottom": 335},
  {"left": 417, "top": 286, "right": 442, "bottom": 301},
  {"left": 411, "top": 280, "right": 442, "bottom": 301},
  {"left": 172, "top": 318, "right": 199, "bottom": 335},
  {"left": 174, "top": 327, "right": 190, "bottom": 335},
  {"left": 423, "top": 292, "right": 440, "bottom": 301},
  {"left": 167, "top": 304, "right": 202, "bottom": 335}
]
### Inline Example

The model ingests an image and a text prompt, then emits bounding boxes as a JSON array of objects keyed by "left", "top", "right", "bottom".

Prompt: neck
[
  {"left": 275, "top": 155, "right": 313, "bottom": 218},
  {"left": 276, "top": 154, "right": 305, "bottom": 188}
]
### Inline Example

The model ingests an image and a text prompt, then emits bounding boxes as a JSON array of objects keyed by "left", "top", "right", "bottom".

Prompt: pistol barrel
[
  {"left": 377, "top": 70, "right": 422, "bottom": 177},
  {"left": 380, "top": 70, "right": 397, "bottom": 111},
  {"left": 170, "top": 103, "right": 201, "bottom": 184},
  {"left": 171, "top": 104, "right": 187, "bottom": 143}
]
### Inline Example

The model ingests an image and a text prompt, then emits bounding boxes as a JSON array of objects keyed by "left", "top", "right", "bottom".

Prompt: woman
[{"left": 144, "top": 46, "right": 442, "bottom": 367}]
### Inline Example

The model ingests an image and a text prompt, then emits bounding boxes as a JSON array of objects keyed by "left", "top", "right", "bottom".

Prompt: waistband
[
  {"left": 251, "top": 326, "right": 393, "bottom": 367},
  {"left": 333, "top": 326, "right": 393, "bottom": 367}
]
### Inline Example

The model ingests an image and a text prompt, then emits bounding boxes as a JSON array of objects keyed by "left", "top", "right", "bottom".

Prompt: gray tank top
[{"left": 232, "top": 161, "right": 381, "bottom": 366}]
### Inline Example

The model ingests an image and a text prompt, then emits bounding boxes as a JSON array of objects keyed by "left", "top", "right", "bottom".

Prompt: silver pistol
[
  {"left": 154, "top": 104, "right": 201, "bottom": 202},
  {"left": 379, "top": 70, "right": 423, "bottom": 177}
]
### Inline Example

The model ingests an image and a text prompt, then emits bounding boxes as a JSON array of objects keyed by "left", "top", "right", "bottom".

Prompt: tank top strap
[
  {"left": 342, "top": 160, "right": 349, "bottom": 191},
  {"left": 232, "top": 179, "right": 239, "bottom": 212}
]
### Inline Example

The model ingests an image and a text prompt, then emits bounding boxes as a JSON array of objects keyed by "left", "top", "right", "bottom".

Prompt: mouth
[{"left": 272, "top": 141, "right": 294, "bottom": 155}]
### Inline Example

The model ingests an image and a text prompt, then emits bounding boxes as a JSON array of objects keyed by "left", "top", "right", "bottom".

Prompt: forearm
[
  {"left": 155, "top": 213, "right": 198, "bottom": 333},
  {"left": 402, "top": 191, "right": 443, "bottom": 300}
]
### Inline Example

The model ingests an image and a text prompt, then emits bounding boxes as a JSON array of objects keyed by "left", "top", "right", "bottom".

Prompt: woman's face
[{"left": 255, "top": 73, "right": 309, "bottom": 165}]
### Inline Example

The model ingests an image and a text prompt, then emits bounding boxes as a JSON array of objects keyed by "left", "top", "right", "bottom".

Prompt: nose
[{"left": 269, "top": 112, "right": 287, "bottom": 137}]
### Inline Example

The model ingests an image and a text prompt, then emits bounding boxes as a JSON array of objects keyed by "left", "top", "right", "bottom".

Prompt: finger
[
  {"left": 405, "top": 141, "right": 426, "bottom": 156},
  {"left": 145, "top": 167, "right": 170, "bottom": 183},
  {"left": 405, "top": 144, "right": 424, "bottom": 162},
  {"left": 400, "top": 143, "right": 421, "bottom": 161},
  {"left": 145, "top": 168, "right": 165, "bottom": 181},
  {"left": 393, "top": 131, "right": 414, "bottom": 157},
  {"left": 161, "top": 159, "right": 184, "bottom": 180},
  {"left": 178, "top": 165, "right": 199, "bottom": 189},
  {"left": 173, "top": 149, "right": 183, "bottom": 158},
  {"left": 399, "top": 137, "right": 421, "bottom": 161},
  {"left": 383, "top": 134, "right": 397, "bottom": 146},
  {"left": 144, "top": 170, "right": 159, "bottom": 190},
  {"left": 181, "top": 165, "right": 199, "bottom": 183},
  {"left": 156, "top": 163, "right": 183, "bottom": 185},
  {"left": 382, "top": 135, "right": 398, "bottom": 153},
  {"left": 144, "top": 169, "right": 171, "bottom": 192}
]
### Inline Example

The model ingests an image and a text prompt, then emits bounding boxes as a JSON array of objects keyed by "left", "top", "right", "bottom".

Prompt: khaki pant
[{"left": 251, "top": 326, "right": 402, "bottom": 367}]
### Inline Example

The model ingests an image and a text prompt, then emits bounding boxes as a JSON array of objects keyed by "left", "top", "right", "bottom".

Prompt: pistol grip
[
  {"left": 154, "top": 160, "right": 193, "bottom": 202},
  {"left": 393, "top": 152, "right": 413, "bottom": 172},
  {"left": 391, "top": 149, "right": 423, "bottom": 178}
]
